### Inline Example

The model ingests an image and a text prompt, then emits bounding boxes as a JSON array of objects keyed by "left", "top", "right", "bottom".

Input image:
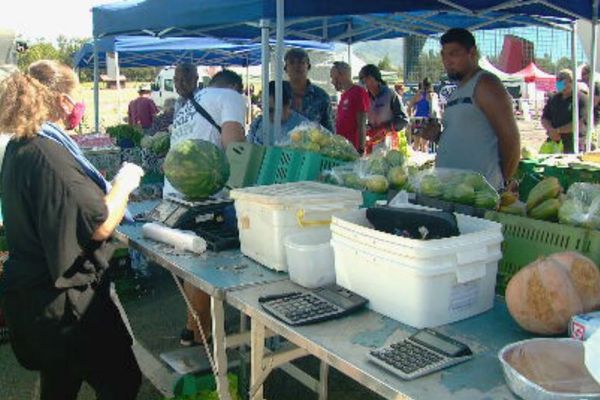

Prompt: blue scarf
[{"left": 38, "top": 122, "right": 134, "bottom": 223}]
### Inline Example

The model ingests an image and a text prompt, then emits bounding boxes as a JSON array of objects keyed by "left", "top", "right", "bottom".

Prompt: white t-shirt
[{"left": 163, "top": 87, "right": 246, "bottom": 198}]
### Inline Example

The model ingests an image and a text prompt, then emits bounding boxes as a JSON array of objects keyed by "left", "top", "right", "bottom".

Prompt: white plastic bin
[
  {"left": 230, "top": 182, "right": 362, "bottom": 271},
  {"left": 285, "top": 229, "right": 335, "bottom": 288},
  {"left": 330, "top": 207, "right": 503, "bottom": 328}
]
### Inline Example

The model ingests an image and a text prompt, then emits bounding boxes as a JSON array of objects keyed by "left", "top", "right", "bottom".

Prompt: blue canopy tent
[
  {"left": 93, "top": 1, "right": 581, "bottom": 146},
  {"left": 73, "top": 36, "right": 334, "bottom": 68}
]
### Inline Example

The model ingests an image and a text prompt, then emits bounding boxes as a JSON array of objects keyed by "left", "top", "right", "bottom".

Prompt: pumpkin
[{"left": 506, "top": 252, "right": 600, "bottom": 335}]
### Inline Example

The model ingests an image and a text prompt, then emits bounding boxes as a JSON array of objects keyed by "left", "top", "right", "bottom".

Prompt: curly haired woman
[{"left": 0, "top": 60, "right": 143, "bottom": 400}]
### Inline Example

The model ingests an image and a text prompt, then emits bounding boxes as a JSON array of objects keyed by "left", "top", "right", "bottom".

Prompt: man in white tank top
[{"left": 419, "top": 28, "right": 520, "bottom": 189}]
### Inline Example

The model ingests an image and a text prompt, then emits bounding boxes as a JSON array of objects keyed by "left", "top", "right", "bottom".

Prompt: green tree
[
  {"left": 535, "top": 54, "right": 556, "bottom": 75},
  {"left": 378, "top": 54, "right": 393, "bottom": 71},
  {"left": 413, "top": 49, "right": 444, "bottom": 83},
  {"left": 17, "top": 41, "right": 59, "bottom": 71},
  {"left": 555, "top": 57, "right": 572, "bottom": 74},
  {"left": 56, "top": 35, "right": 90, "bottom": 67}
]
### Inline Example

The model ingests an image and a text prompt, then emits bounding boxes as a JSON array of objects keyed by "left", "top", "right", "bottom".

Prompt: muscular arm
[
  {"left": 474, "top": 74, "right": 521, "bottom": 181},
  {"left": 221, "top": 121, "right": 245, "bottom": 148}
]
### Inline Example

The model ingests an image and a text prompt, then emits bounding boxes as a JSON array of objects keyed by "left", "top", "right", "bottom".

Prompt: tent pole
[
  {"left": 114, "top": 51, "right": 121, "bottom": 116},
  {"left": 591, "top": 0, "right": 599, "bottom": 151},
  {"left": 260, "top": 19, "right": 271, "bottom": 145},
  {"left": 93, "top": 38, "right": 100, "bottom": 133},
  {"left": 572, "top": 21, "right": 580, "bottom": 153},
  {"left": 246, "top": 57, "right": 251, "bottom": 126},
  {"left": 273, "top": 0, "right": 285, "bottom": 146}
]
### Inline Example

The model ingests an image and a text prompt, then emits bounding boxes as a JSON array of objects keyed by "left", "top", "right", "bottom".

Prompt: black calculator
[
  {"left": 369, "top": 329, "right": 472, "bottom": 380},
  {"left": 258, "top": 285, "right": 368, "bottom": 326}
]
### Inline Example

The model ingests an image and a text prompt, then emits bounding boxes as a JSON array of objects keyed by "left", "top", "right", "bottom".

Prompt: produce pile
[
  {"left": 286, "top": 123, "right": 360, "bottom": 161},
  {"left": 409, "top": 168, "right": 500, "bottom": 210},
  {"left": 140, "top": 131, "right": 170, "bottom": 157},
  {"left": 106, "top": 124, "right": 144, "bottom": 147},
  {"left": 320, "top": 149, "right": 409, "bottom": 193}
]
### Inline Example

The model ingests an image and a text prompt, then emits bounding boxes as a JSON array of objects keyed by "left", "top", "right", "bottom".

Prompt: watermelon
[{"left": 163, "top": 139, "right": 230, "bottom": 199}]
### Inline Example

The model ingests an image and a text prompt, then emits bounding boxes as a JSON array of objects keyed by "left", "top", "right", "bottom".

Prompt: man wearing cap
[
  {"left": 419, "top": 28, "right": 520, "bottom": 189},
  {"left": 128, "top": 84, "right": 159, "bottom": 132},
  {"left": 330, "top": 61, "right": 370, "bottom": 152},
  {"left": 284, "top": 48, "right": 334, "bottom": 132},
  {"left": 542, "top": 69, "right": 588, "bottom": 153}
]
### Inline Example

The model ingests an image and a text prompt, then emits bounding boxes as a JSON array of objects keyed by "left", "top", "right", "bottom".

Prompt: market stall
[{"left": 88, "top": 2, "right": 600, "bottom": 400}]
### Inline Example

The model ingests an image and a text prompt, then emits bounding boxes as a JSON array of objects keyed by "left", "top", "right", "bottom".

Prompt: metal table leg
[
  {"left": 318, "top": 361, "right": 329, "bottom": 400},
  {"left": 250, "top": 318, "right": 266, "bottom": 400},
  {"left": 212, "top": 297, "right": 232, "bottom": 400}
]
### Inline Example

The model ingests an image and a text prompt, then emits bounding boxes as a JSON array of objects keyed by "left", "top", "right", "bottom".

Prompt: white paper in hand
[{"left": 585, "top": 327, "right": 600, "bottom": 384}]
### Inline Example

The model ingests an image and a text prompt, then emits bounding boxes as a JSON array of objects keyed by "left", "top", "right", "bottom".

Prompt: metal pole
[
  {"left": 93, "top": 38, "right": 100, "bottom": 133},
  {"left": 591, "top": 0, "right": 600, "bottom": 151},
  {"left": 246, "top": 57, "right": 251, "bottom": 126},
  {"left": 273, "top": 0, "right": 285, "bottom": 146},
  {"left": 260, "top": 19, "right": 271, "bottom": 145},
  {"left": 114, "top": 51, "right": 121, "bottom": 117},
  {"left": 572, "top": 21, "right": 580, "bottom": 153}
]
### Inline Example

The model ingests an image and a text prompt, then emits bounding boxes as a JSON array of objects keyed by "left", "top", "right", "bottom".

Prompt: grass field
[{"left": 76, "top": 81, "right": 149, "bottom": 134}]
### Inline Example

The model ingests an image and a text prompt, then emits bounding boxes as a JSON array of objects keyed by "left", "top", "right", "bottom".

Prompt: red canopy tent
[{"left": 512, "top": 62, "right": 557, "bottom": 92}]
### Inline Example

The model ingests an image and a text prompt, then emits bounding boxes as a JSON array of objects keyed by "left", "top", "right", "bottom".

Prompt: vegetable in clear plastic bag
[
  {"left": 319, "top": 148, "right": 409, "bottom": 193},
  {"left": 558, "top": 183, "right": 600, "bottom": 229},
  {"left": 409, "top": 168, "right": 499, "bottom": 209},
  {"left": 284, "top": 122, "right": 359, "bottom": 161}
]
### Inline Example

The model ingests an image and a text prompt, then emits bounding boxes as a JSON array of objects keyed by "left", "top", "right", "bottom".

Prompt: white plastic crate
[
  {"left": 330, "top": 207, "right": 503, "bottom": 328},
  {"left": 230, "top": 182, "right": 362, "bottom": 271}
]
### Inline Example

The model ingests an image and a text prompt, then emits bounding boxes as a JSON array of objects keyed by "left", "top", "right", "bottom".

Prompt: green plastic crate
[
  {"left": 255, "top": 147, "right": 304, "bottom": 185},
  {"left": 563, "top": 165, "right": 600, "bottom": 190},
  {"left": 226, "top": 142, "right": 266, "bottom": 188},
  {"left": 297, "top": 152, "right": 347, "bottom": 181},
  {"left": 485, "top": 211, "right": 600, "bottom": 295},
  {"left": 362, "top": 191, "right": 387, "bottom": 207}
]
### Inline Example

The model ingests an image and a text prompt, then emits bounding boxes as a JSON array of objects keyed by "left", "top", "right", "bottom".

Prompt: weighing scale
[{"left": 139, "top": 194, "right": 239, "bottom": 252}]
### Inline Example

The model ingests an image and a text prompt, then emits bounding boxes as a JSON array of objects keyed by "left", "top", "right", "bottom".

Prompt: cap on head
[{"left": 138, "top": 83, "right": 152, "bottom": 93}]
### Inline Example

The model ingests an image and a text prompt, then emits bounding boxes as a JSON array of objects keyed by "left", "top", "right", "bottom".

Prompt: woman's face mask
[
  {"left": 64, "top": 95, "right": 85, "bottom": 130},
  {"left": 556, "top": 79, "right": 566, "bottom": 93}
]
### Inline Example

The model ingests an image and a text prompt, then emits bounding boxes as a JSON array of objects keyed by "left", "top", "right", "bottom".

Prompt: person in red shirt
[
  {"left": 127, "top": 84, "right": 159, "bottom": 131},
  {"left": 330, "top": 61, "right": 369, "bottom": 153}
]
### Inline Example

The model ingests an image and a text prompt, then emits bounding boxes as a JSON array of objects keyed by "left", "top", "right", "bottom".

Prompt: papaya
[
  {"left": 499, "top": 201, "right": 527, "bottom": 216},
  {"left": 528, "top": 198, "right": 562, "bottom": 221},
  {"left": 500, "top": 191, "right": 518, "bottom": 207},
  {"left": 526, "top": 177, "right": 562, "bottom": 211}
]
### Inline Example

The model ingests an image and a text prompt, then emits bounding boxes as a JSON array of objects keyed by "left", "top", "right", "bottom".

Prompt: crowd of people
[{"left": 2, "top": 25, "right": 598, "bottom": 399}]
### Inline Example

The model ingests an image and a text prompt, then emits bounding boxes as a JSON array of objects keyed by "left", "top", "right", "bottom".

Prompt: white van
[{"left": 151, "top": 66, "right": 211, "bottom": 108}]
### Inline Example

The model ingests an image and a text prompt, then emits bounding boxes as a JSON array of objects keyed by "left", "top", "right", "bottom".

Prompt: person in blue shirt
[{"left": 248, "top": 80, "right": 310, "bottom": 145}]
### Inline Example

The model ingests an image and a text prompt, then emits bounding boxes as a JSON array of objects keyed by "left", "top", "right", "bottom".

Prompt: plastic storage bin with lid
[
  {"left": 330, "top": 205, "right": 503, "bottom": 328},
  {"left": 230, "top": 182, "right": 362, "bottom": 271}
]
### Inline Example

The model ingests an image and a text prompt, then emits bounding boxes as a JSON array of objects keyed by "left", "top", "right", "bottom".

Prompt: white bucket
[{"left": 284, "top": 228, "right": 335, "bottom": 289}]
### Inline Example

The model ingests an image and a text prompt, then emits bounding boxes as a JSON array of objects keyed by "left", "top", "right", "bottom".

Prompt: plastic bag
[
  {"left": 408, "top": 168, "right": 499, "bottom": 209},
  {"left": 539, "top": 140, "right": 564, "bottom": 154},
  {"left": 319, "top": 148, "right": 409, "bottom": 193},
  {"left": 585, "top": 328, "right": 600, "bottom": 385},
  {"left": 284, "top": 122, "right": 359, "bottom": 161},
  {"left": 558, "top": 183, "right": 600, "bottom": 229},
  {"left": 366, "top": 126, "right": 409, "bottom": 157}
]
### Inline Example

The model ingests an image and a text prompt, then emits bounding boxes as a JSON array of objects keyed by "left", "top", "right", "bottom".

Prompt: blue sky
[{"left": 0, "top": 0, "right": 109, "bottom": 41}]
